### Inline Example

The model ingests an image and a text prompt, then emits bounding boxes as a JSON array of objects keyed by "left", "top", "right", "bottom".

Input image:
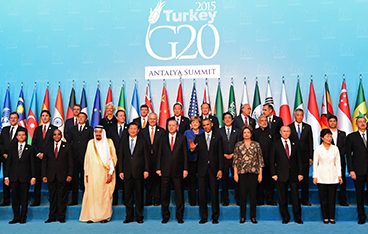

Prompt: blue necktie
[{"left": 297, "top": 124, "right": 301, "bottom": 139}]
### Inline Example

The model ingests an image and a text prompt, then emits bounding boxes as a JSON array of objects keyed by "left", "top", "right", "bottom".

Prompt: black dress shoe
[
  {"left": 266, "top": 201, "right": 277, "bottom": 206},
  {"left": 145, "top": 201, "right": 153, "bottom": 206},
  {"left": 100, "top": 219, "right": 109, "bottom": 223},
  {"left": 301, "top": 202, "right": 311, "bottom": 206},
  {"left": 212, "top": 219, "right": 219, "bottom": 224},
  {"left": 153, "top": 202, "right": 161, "bottom": 206},
  {"left": 340, "top": 201, "right": 349, "bottom": 206},
  {"left": 257, "top": 202, "right": 265, "bottom": 206},
  {"left": 222, "top": 200, "right": 229, "bottom": 206},
  {"left": 0, "top": 202, "right": 10, "bottom": 206},
  {"left": 87, "top": 220, "right": 94, "bottom": 224},
  {"left": 58, "top": 219, "right": 66, "bottom": 223},
  {"left": 136, "top": 220, "right": 144, "bottom": 224},
  {"left": 20, "top": 220, "right": 26, "bottom": 224},
  {"left": 161, "top": 218, "right": 169, "bottom": 224},
  {"left": 199, "top": 219, "right": 207, "bottom": 224},
  {"left": 45, "top": 218, "right": 56, "bottom": 223},
  {"left": 282, "top": 219, "right": 289, "bottom": 224},
  {"left": 240, "top": 218, "right": 246, "bottom": 224},
  {"left": 30, "top": 202, "right": 40, "bottom": 207},
  {"left": 123, "top": 219, "right": 133, "bottom": 224},
  {"left": 329, "top": 220, "right": 336, "bottom": 224},
  {"left": 9, "top": 219, "right": 19, "bottom": 224},
  {"left": 251, "top": 218, "right": 258, "bottom": 224},
  {"left": 177, "top": 219, "right": 184, "bottom": 224},
  {"left": 295, "top": 219, "right": 303, "bottom": 224},
  {"left": 68, "top": 201, "right": 78, "bottom": 206},
  {"left": 358, "top": 219, "right": 366, "bottom": 224}
]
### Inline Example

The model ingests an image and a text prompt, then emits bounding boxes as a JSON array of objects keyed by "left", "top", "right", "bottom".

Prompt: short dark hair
[
  {"left": 294, "top": 108, "right": 304, "bottom": 114},
  {"left": 140, "top": 104, "right": 149, "bottom": 110},
  {"left": 16, "top": 129, "right": 27, "bottom": 135},
  {"left": 41, "top": 110, "right": 51, "bottom": 117},
  {"left": 201, "top": 103, "right": 211, "bottom": 109},
  {"left": 263, "top": 103, "right": 274, "bottom": 110},
  {"left": 320, "top": 128, "right": 332, "bottom": 138},
  {"left": 173, "top": 102, "right": 183, "bottom": 109},
  {"left": 128, "top": 122, "right": 139, "bottom": 128},
  {"left": 222, "top": 112, "right": 233, "bottom": 120},
  {"left": 328, "top": 115, "right": 338, "bottom": 121},
  {"left": 10, "top": 112, "right": 19, "bottom": 118},
  {"left": 73, "top": 104, "right": 81, "bottom": 109},
  {"left": 115, "top": 109, "right": 126, "bottom": 117},
  {"left": 78, "top": 112, "right": 88, "bottom": 118},
  {"left": 167, "top": 118, "right": 178, "bottom": 125}
]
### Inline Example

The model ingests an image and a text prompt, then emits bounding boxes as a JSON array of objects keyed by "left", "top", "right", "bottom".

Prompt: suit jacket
[
  {"left": 334, "top": 130, "right": 347, "bottom": 166},
  {"left": 0, "top": 125, "right": 27, "bottom": 156},
  {"left": 119, "top": 136, "right": 149, "bottom": 179},
  {"left": 32, "top": 124, "right": 58, "bottom": 155},
  {"left": 42, "top": 141, "right": 73, "bottom": 182},
  {"left": 106, "top": 123, "right": 128, "bottom": 155},
  {"left": 289, "top": 122, "right": 314, "bottom": 164},
  {"left": 233, "top": 115, "right": 256, "bottom": 130},
  {"left": 133, "top": 116, "right": 148, "bottom": 130},
  {"left": 253, "top": 126, "right": 273, "bottom": 166},
  {"left": 270, "top": 139, "right": 303, "bottom": 182},
  {"left": 66, "top": 125, "right": 94, "bottom": 163},
  {"left": 268, "top": 115, "right": 283, "bottom": 139},
  {"left": 141, "top": 125, "right": 165, "bottom": 170},
  {"left": 219, "top": 126, "right": 241, "bottom": 154},
  {"left": 346, "top": 131, "right": 368, "bottom": 176},
  {"left": 157, "top": 133, "right": 188, "bottom": 177},
  {"left": 5, "top": 144, "right": 35, "bottom": 183},
  {"left": 199, "top": 115, "right": 220, "bottom": 130},
  {"left": 99, "top": 116, "right": 117, "bottom": 130},
  {"left": 166, "top": 116, "right": 190, "bottom": 134},
  {"left": 64, "top": 117, "right": 89, "bottom": 140},
  {"left": 194, "top": 130, "right": 224, "bottom": 177}
]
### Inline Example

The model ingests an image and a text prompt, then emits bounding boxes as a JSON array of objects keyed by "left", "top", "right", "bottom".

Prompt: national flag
[
  {"left": 239, "top": 79, "right": 249, "bottom": 114},
  {"left": 203, "top": 79, "right": 211, "bottom": 112},
  {"left": 42, "top": 86, "right": 50, "bottom": 111},
  {"left": 337, "top": 80, "right": 353, "bottom": 134},
  {"left": 118, "top": 82, "right": 127, "bottom": 112},
  {"left": 1, "top": 87, "right": 11, "bottom": 132},
  {"left": 188, "top": 81, "right": 199, "bottom": 118},
  {"left": 16, "top": 87, "right": 27, "bottom": 128},
  {"left": 214, "top": 80, "right": 224, "bottom": 128},
  {"left": 176, "top": 82, "right": 184, "bottom": 116},
  {"left": 27, "top": 87, "right": 38, "bottom": 144},
  {"left": 52, "top": 86, "right": 65, "bottom": 135},
  {"left": 251, "top": 80, "right": 262, "bottom": 122},
  {"left": 66, "top": 87, "right": 76, "bottom": 119},
  {"left": 91, "top": 86, "right": 102, "bottom": 128},
  {"left": 352, "top": 79, "right": 367, "bottom": 131},
  {"left": 104, "top": 84, "right": 113, "bottom": 117},
  {"left": 306, "top": 80, "right": 321, "bottom": 149},
  {"left": 294, "top": 79, "right": 304, "bottom": 111},
  {"left": 265, "top": 78, "right": 276, "bottom": 114},
  {"left": 158, "top": 83, "right": 170, "bottom": 129},
  {"left": 228, "top": 81, "right": 236, "bottom": 117},
  {"left": 279, "top": 80, "right": 292, "bottom": 125},
  {"left": 320, "top": 81, "right": 334, "bottom": 129},
  {"left": 129, "top": 83, "right": 140, "bottom": 123},
  {"left": 80, "top": 87, "right": 88, "bottom": 115},
  {"left": 145, "top": 81, "right": 154, "bottom": 113}
]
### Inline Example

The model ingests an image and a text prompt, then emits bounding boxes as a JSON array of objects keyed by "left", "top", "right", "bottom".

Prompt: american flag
[{"left": 188, "top": 82, "right": 199, "bottom": 118}]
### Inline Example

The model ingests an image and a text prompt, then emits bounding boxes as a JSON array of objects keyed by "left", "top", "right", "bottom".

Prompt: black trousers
[
  {"left": 33, "top": 159, "right": 42, "bottom": 203},
  {"left": 238, "top": 173, "right": 258, "bottom": 219},
  {"left": 48, "top": 179, "right": 68, "bottom": 220},
  {"left": 161, "top": 176, "right": 184, "bottom": 220},
  {"left": 11, "top": 181, "right": 30, "bottom": 220},
  {"left": 338, "top": 162, "right": 348, "bottom": 204},
  {"left": 124, "top": 177, "right": 144, "bottom": 221},
  {"left": 1, "top": 159, "right": 10, "bottom": 203},
  {"left": 300, "top": 165, "right": 310, "bottom": 204},
  {"left": 354, "top": 175, "right": 368, "bottom": 220},
  {"left": 71, "top": 159, "right": 84, "bottom": 204},
  {"left": 145, "top": 161, "right": 160, "bottom": 204},
  {"left": 113, "top": 165, "right": 124, "bottom": 205},
  {"left": 317, "top": 183, "right": 337, "bottom": 220},
  {"left": 222, "top": 158, "right": 238, "bottom": 203},
  {"left": 198, "top": 169, "right": 219, "bottom": 221},
  {"left": 186, "top": 161, "right": 197, "bottom": 205},
  {"left": 277, "top": 180, "right": 301, "bottom": 221},
  {"left": 257, "top": 166, "right": 275, "bottom": 204}
]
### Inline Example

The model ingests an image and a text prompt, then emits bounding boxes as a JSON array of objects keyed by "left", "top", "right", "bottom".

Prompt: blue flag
[
  {"left": 129, "top": 83, "right": 140, "bottom": 123},
  {"left": 1, "top": 88, "right": 12, "bottom": 132},
  {"left": 188, "top": 82, "right": 199, "bottom": 118},
  {"left": 91, "top": 87, "right": 101, "bottom": 128},
  {"left": 80, "top": 87, "right": 88, "bottom": 115},
  {"left": 16, "top": 88, "right": 27, "bottom": 128}
]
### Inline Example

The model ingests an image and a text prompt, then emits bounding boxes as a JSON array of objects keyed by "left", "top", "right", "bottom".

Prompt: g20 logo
[{"left": 145, "top": 1, "right": 220, "bottom": 61}]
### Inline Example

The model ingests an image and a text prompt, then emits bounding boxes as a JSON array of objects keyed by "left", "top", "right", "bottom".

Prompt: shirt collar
[{"left": 129, "top": 136, "right": 137, "bottom": 141}]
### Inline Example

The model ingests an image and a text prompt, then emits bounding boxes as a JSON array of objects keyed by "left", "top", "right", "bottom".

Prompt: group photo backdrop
[{"left": 0, "top": 0, "right": 368, "bottom": 123}]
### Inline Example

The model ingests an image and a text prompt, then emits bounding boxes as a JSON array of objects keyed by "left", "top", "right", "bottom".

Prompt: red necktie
[
  {"left": 284, "top": 140, "right": 290, "bottom": 158},
  {"left": 54, "top": 142, "right": 59, "bottom": 159},
  {"left": 42, "top": 125, "right": 47, "bottom": 139},
  {"left": 244, "top": 117, "right": 248, "bottom": 126},
  {"left": 74, "top": 118, "right": 77, "bottom": 126},
  {"left": 170, "top": 135, "right": 174, "bottom": 151}
]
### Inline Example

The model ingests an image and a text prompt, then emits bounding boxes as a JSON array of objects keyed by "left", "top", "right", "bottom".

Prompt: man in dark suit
[
  {"left": 253, "top": 115, "right": 275, "bottom": 205},
  {"left": 133, "top": 104, "right": 150, "bottom": 129},
  {"left": 156, "top": 119, "right": 188, "bottom": 224},
  {"left": 65, "top": 104, "right": 84, "bottom": 140},
  {"left": 346, "top": 117, "right": 368, "bottom": 224},
  {"left": 119, "top": 122, "right": 149, "bottom": 224},
  {"left": 327, "top": 115, "right": 348, "bottom": 206},
  {"left": 66, "top": 112, "right": 93, "bottom": 205},
  {"left": 288, "top": 108, "right": 313, "bottom": 206},
  {"left": 166, "top": 103, "right": 190, "bottom": 134},
  {"left": 199, "top": 103, "right": 219, "bottom": 130},
  {"left": 4, "top": 129, "right": 36, "bottom": 224},
  {"left": 233, "top": 104, "right": 256, "bottom": 130},
  {"left": 0, "top": 112, "right": 27, "bottom": 206},
  {"left": 270, "top": 126, "right": 304, "bottom": 224},
  {"left": 106, "top": 109, "right": 128, "bottom": 205},
  {"left": 42, "top": 129, "right": 73, "bottom": 223},
  {"left": 31, "top": 110, "right": 58, "bottom": 206},
  {"left": 262, "top": 103, "right": 283, "bottom": 139},
  {"left": 219, "top": 112, "right": 241, "bottom": 206},
  {"left": 190, "top": 118, "right": 223, "bottom": 224},
  {"left": 141, "top": 112, "right": 165, "bottom": 206}
]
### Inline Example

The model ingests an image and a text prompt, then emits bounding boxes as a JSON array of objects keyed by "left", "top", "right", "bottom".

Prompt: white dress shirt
[
  {"left": 313, "top": 144, "right": 341, "bottom": 184},
  {"left": 331, "top": 129, "right": 338, "bottom": 145}
]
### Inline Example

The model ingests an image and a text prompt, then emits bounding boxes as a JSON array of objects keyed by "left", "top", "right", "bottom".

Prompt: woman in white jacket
[{"left": 313, "top": 128, "right": 343, "bottom": 224}]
